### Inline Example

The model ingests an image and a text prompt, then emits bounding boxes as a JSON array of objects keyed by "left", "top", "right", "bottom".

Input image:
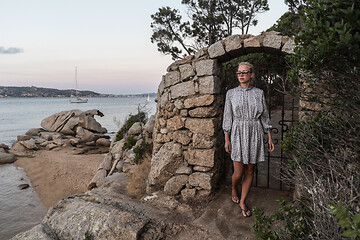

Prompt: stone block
[
  {"left": 166, "top": 116, "right": 185, "bottom": 131},
  {"left": 208, "top": 40, "right": 226, "bottom": 59},
  {"left": 188, "top": 172, "right": 213, "bottom": 190},
  {"left": 185, "top": 118, "right": 216, "bottom": 136},
  {"left": 164, "top": 71, "right": 181, "bottom": 88},
  {"left": 180, "top": 109, "right": 188, "bottom": 117},
  {"left": 148, "top": 142, "right": 184, "bottom": 186},
  {"left": 170, "top": 81, "right": 195, "bottom": 99},
  {"left": 176, "top": 166, "right": 193, "bottom": 175},
  {"left": 158, "top": 77, "right": 166, "bottom": 96},
  {"left": 193, "top": 166, "right": 212, "bottom": 172},
  {"left": 194, "top": 47, "right": 208, "bottom": 59},
  {"left": 179, "top": 64, "right": 195, "bottom": 81},
  {"left": 164, "top": 175, "right": 189, "bottom": 196},
  {"left": 183, "top": 95, "right": 215, "bottom": 108},
  {"left": 181, "top": 188, "right": 196, "bottom": 201},
  {"left": 282, "top": 37, "right": 295, "bottom": 54},
  {"left": 198, "top": 76, "right": 221, "bottom": 94},
  {"left": 184, "top": 149, "right": 215, "bottom": 168},
  {"left": 192, "top": 133, "right": 215, "bottom": 149},
  {"left": 188, "top": 106, "right": 219, "bottom": 118},
  {"left": 224, "top": 34, "right": 243, "bottom": 51},
  {"left": 194, "top": 59, "right": 218, "bottom": 77},
  {"left": 174, "top": 99, "right": 184, "bottom": 110},
  {"left": 263, "top": 32, "right": 282, "bottom": 52},
  {"left": 244, "top": 36, "right": 264, "bottom": 53},
  {"left": 172, "top": 130, "right": 192, "bottom": 145}
]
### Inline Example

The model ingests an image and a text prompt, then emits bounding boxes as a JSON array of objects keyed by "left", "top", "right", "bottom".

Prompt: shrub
[
  {"left": 122, "top": 135, "right": 137, "bottom": 151},
  {"left": 126, "top": 154, "right": 151, "bottom": 198},
  {"left": 133, "top": 140, "right": 152, "bottom": 164},
  {"left": 329, "top": 201, "right": 360, "bottom": 238},
  {"left": 115, "top": 111, "right": 146, "bottom": 141},
  {"left": 253, "top": 198, "right": 313, "bottom": 240}
]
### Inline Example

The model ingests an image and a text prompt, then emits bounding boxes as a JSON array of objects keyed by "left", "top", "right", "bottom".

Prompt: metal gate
[{"left": 223, "top": 63, "right": 299, "bottom": 190}]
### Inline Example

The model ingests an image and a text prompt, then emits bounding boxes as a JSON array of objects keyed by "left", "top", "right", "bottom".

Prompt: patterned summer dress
[{"left": 222, "top": 86, "right": 272, "bottom": 164}]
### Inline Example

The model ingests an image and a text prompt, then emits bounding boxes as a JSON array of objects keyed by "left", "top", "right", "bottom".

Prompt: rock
[
  {"left": 166, "top": 116, "right": 185, "bottom": 131},
  {"left": 79, "top": 112, "right": 106, "bottom": 133},
  {"left": 0, "top": 143, "right": 9, "bottom": 150},
  {"left": 198, "top": 76, "right": 221, "bottom": 94},
  {"left": 184, "top": 149, "right": 215, "bottom": 168},
  {"left": 40, "top": 141, "right": 51, "bottom": 147},
  {"left": 0, "top": 151, "right": 16, "bottom": 164},
  {"left": 110, "top": 139, "right": 125, "bottom": 155},
  {"left": 188, "top": 172, "right": 214, "bottom": 191},
  {"left": 183, "top": 95, "right": 215, "bottom": 109},
  {"left": 34, "top": 138, "right": 46, "bottom": 144},
  {"left": 46, "top": 143, "right": 58, "bottom": 151},
  {"left": 164, "top": 175, "right": 189, "bottom": 196},
  {"left": 40, "top": 132, "right": 61, "bottom": 141},
  {"left": 17, "top": 135, "right": 32, "bottom": 141},
  {"left": 194, "top": 59, "right": 218, "bottom": 77},
  {"left": 179, "top": 64, "right": 195, "bottom": 81},
  {"left": 175, "top": 166, "right": 192, "bottom": 175},
  {"left": 148, "top": 142, "right": 184, "bottom": 187},
  {"left": 9, "top": 142, "right": 32, "bottom": 157},
  {"left": 172, "top": 130, "right": 192, "bottom": 145},
  {"left": 123, "top": 149, "right": 135, "bottom": 164},
  {"left": 25, "top": 128, "right": 45, "bottom": 136},
  {"left": 98, "top": 154, "right": 112, "bottom": 171},
  {"left": 181, "top": 188, "right": 197, "bottom": 201},
  {"left": 188, "top": 106, "right": 219, "bottom": 118},
  {"left": 96, "top": 138, "right": 111, "bottom": 147},
  {"left": 88, "top": 169, "right": 107, "bottom": 190},
  {"left": 85, "top": 141, "right": 96, "bottom": 146},
  {"left": 20, "top": 139, "right": 38, "bottom": 150},
  {"left": 41, "top": 110, "right": 82, "bottom": 132},
  {"left": 144, "top": 115, "right": 156, "bottom": 134},
  {"left": 127, "top": 122, "right": 144, "bottom": 136},
  {"left": 164, "top": 71, "right": 181, "bottom": 88},
  {"left": 169, "top": 81, "right": 196, "bottom": 99},
  {"left": 76, "top": 127, "right": 97, "bottom": 143},
  {"left": 193, "top": 166, "right": 212, "bottom": 172},
  {"left": 18, "top": 184, "right": 29, "bottom": 189},
  {"left": 69, "top": 138, "right": 80, "bottom": 146},
  {"left": 208, "top": 40, "right": 225, "bottom": 59},
  {"left": 185, "top": 118, "right": 217, "bottom": 136},
  {"left": 192, "top": 133, "right": 215, "bottom": 149}
]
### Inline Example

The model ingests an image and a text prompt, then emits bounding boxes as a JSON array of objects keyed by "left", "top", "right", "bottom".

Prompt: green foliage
[
  {"left": 122, "top": 135, "right": 137, "bottom": 151},
  {"left": 133, "top": 140, "right": 152, "bottom": 164},
  {"left": 150, "top": 0, "right": 269, "bottom": 59},
  {"left": 291, "top": 0, "right": 360, "bottom": 75},
  {"left": 329, "top": 201, "right": 360, "bottom": 238},
  {"left": 115, "top": 111, "right": 146, "bottom": 141},
  {"left": 253, "top": 198, "right": 313, "bottom": 239},
  {"left": 267, "top": 12, "right": 303, "bottom": 37}
]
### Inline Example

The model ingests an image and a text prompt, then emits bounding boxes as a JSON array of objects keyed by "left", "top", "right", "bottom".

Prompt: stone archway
[{"left": 147, "top": 31, "right": 296, "bottom": 200}]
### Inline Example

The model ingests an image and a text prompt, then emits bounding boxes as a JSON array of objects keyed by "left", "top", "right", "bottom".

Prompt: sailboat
[
  {"left": 70, "top": 67, "right": 88, "bottom": 103},
  {"left": 146, "top": 94, "right": 151, "bottom": 103}
]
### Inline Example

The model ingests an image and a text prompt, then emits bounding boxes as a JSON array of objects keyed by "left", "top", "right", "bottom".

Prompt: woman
[{"left": 222, "top": 62, "right": 275, "bottom": 217}]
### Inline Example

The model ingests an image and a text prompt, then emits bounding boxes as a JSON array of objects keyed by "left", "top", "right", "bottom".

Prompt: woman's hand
[
  {"left": 224, "top": 134, "right": 231, "bottom": 154},
  {"left": 267, "top": 132, "right": 275, "bottom": 152}
]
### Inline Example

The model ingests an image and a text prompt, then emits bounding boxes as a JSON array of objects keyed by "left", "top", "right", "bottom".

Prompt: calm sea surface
[{"left": 0, "top": 97, "right": 156, "bottom": 240}]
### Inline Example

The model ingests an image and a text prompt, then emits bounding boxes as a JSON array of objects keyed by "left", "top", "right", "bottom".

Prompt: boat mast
[{"left": 75, "top": 66, "right": 78, "bottom": 96}]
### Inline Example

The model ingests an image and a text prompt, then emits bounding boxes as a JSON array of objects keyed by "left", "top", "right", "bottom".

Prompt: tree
[
  {"left": 281, "top": 0, "right": 360, "bottom": 238},
  {"left": 267, "top": 11, "right": 303, "bottom": 37},
  {"left": 150, "top": 0, "right": 270, "bottom": 59}
]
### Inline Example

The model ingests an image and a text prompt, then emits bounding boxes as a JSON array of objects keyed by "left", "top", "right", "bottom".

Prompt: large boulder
[
  {"left": 79, "top": 112, "right": 106, "bottom": 134},
  {"left": 148, "top": 142, "right": 184, "bottom": 188},
  {"left": 41, "top": 110, "right": 82, "bottom": 133},
  {"left": 144, "top": 115, "right": 156, "bottom": 134},
  {"left": 25, "top": 128, "right": 45, "bottom": 136},
  {"left": 0, "top": 148, "right": 16, "bottom": 164},
  {"left": 127, "top": 122, "right": 144, "bottom": 136},
  {"left": 9, "top": 142, "right": 33, "bottom": 157}
]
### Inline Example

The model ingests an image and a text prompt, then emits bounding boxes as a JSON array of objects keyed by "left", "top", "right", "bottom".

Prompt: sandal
[
  {"left": 239, "top": 205, "right": 252, "bottom": 217},
  {"left": 231, "top": 196, "right": 240, "bottom": 204}
]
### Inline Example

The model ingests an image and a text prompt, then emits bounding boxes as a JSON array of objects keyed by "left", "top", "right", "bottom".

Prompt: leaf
[
  {"left": 342, "top": 229, "right": 357, "bottom": 238},
  {"left": 338, "top": 219, "right": 351, "bottom": 228},
  {"left": 353, "top": 214, "right": 360, "bottom": 224}
]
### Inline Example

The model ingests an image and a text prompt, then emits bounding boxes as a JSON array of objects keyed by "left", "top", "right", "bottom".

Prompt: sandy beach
[{"left": 14, "top": 147, "right": 104, "bottom": 208}]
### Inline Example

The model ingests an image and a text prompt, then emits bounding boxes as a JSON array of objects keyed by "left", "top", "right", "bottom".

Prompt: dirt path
[{"left": 14, "top": 147, "right": 104, "bottom": 208}]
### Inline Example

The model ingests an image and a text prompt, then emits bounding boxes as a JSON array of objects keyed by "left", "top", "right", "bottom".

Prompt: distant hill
[{"left": 0, "top": 86, "right": 157, "bottom": 98}]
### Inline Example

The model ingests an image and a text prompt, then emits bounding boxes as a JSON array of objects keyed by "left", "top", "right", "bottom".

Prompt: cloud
[{"left": 0, "top": 47, "right": 24, "bottom": 54}]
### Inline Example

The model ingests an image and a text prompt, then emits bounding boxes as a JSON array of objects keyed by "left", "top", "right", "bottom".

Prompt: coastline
[{"left": 14, "top": 147, "right": 104, "bottom": 208}]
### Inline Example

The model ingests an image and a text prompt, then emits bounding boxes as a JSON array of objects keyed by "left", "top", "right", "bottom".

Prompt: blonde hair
[{"left": 238, "top": 62, "right": 255, "bottom": 79}]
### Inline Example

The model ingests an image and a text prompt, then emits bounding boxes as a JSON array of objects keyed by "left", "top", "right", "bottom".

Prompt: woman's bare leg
[
  {"left": 240, "top": 163, "right": 256, "bottom": 216},
  {"left": 232, "top": 161, "right": 245, "bottom": 198}
]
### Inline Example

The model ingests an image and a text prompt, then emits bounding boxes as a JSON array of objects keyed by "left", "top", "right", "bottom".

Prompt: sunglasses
[{"left": 236, "top": 71, "right": 252, "bottom": 75}]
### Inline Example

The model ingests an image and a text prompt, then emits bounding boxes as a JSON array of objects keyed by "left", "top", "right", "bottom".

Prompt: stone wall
[{"left": 147, "top": 31, "right": 295, "bottom": 201}]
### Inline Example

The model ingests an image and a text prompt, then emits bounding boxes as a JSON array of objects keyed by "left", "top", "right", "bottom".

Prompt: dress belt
[{"left": 233, "top": 118, "right": 260, "bottom": 121}]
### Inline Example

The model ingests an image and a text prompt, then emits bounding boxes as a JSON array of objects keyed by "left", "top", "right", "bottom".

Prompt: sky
[{"left": 0, "top": 0, "right": 288, "bottom": 94}]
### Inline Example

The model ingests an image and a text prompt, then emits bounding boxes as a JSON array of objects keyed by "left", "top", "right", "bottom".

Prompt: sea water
[{"left": 0, "top": 97, "right": 156, "bottom": 239}]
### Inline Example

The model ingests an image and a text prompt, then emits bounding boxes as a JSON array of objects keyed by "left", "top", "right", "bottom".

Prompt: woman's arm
[
  {"left": 225, "top": 133, "right": 231, "bottom": 153},
  {"left": 267, "top": 132, "right": 275, "bottom": 152}
]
